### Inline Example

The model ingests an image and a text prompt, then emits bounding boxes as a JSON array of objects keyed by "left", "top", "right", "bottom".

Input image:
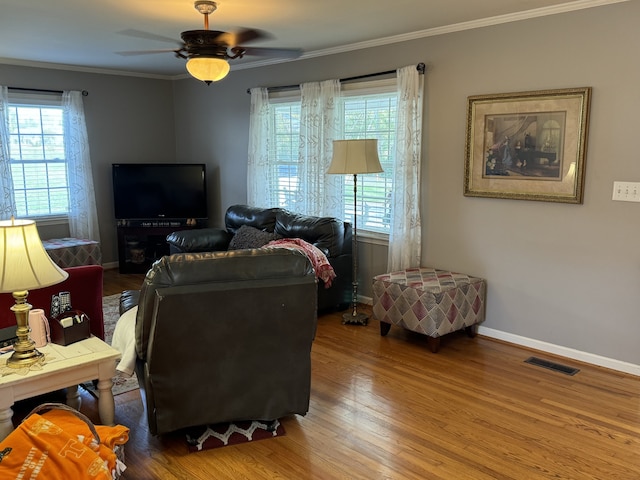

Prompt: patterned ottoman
[
  {"left": 42, "top": 238, "right": 102, "bottom": 268},
  {"left": 372, "top": 267, "right": 486, "bottom": 353}
]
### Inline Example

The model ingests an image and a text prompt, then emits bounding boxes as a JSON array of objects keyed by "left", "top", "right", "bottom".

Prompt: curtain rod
[
  {"left": 8, "top": 87, "right": 88, "bottom": 96},
  {"left": 246, "top": 62, "right": 425, "bottom": 94}
]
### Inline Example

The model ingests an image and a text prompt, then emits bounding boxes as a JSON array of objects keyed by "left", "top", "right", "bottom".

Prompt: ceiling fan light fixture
[
  {"left": 119, "top": 0, "right": 298, "bottom": 79},
  {"left": 194, "top": 1, "right": 217, "bottom": 15},
  {"left": 186, "top": 56, "right": 230, "bottom": 85}
]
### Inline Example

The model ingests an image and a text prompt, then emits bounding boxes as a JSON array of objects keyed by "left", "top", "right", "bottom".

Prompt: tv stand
[{"left": 116, "top": 219, "right": 203, "bottom": 274}]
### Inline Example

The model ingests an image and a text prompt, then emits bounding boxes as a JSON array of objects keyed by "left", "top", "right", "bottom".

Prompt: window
[
  {"left": 272, "top": 101, "right": 301, "bottom": 209},
  {"left": 341, "top": 91, "right": 397, "bottom": 233},
  {"left": 269, "top": 81, "right": 397, "bottom": 234},
  {"left": 7, "top": 94, "right": 69, "bottom": 218}
]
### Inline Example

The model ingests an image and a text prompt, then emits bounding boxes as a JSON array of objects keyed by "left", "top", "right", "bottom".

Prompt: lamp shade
[
  {"left": 186, "top": 57, "right": 231, "bottom": 84},
  {"left": 0, "top": 218, "right": 68, "bottom": 293},
  {"left": 327, "top": 139, "right": 383, "bottom": 175}
]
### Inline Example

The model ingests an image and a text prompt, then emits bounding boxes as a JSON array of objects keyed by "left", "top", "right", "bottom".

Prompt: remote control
[
  {"left": 59, "top": 291, "right": 71, "bottom": 312},
  {"left": 51, "top": 294, "right": 60, "bottom": 318}
]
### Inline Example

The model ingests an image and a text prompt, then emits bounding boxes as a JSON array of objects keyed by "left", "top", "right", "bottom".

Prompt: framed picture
[{"left": 464, "top": 87, "right": 591, "bottom": 203}]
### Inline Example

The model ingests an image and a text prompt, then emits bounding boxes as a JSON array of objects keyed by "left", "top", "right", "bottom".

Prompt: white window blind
[
  {"left": 340, "top": 92, "right": 397, "bottom": 233},
  {"left": 268, "top": 80, "right": 397, "bottom": 234},
  {"left": 272, "top": 101, "right": 301, "bottom": 209},
  {"left": 7, "top": 93, "right": 70, "bottom": 218}
]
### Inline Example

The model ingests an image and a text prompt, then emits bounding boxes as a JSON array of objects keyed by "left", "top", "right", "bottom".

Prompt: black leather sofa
[
  {"left": 127, "top": 248, "right": 318, "bottom": 435},
  {"left": 166, "top": 204, "right": 353, "bottom": 312}
]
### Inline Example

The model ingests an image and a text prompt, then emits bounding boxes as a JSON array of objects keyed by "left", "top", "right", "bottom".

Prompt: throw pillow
[{"left": 228, "top": 225, "right": 281, "bottom": 250}]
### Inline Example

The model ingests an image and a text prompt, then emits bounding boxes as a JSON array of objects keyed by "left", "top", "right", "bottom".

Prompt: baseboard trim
[
  {"left": 479, "top": 326, "right": 640, "bottom": 377},
  {"left": 361, "top": 294, "right": 639, "bottom": 376}
]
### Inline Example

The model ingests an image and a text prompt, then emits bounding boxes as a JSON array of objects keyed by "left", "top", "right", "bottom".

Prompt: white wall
[{"left": 173, "top": 1, "right": 640, "bottom": 370}]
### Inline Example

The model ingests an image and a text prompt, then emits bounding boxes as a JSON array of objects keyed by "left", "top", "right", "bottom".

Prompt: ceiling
[{"left": 0, "top": 0, "right": 624, "bottom": 79}]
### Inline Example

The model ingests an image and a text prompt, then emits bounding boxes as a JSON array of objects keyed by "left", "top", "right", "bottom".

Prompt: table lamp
[
  {"left": 327, "top": 139, "right": 383, "bottom": 325},
  {"left": 0, "top": 217, "right": 69, "bottom": 368}
]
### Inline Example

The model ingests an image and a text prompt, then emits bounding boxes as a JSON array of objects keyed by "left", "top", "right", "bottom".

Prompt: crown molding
[
  {"left": 0, "top": 57, "right": 173, "bottom": 80},
  {"left": 0, "top": 0, "right": 630, "bottom": 79},
  {"left": 233, "top": 0, "right": 630, "bottom": 71}
]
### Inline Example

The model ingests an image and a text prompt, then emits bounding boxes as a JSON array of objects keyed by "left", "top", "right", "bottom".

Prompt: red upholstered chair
[{"left": 0, "top": 265, "right": 105, "bottom": 341}]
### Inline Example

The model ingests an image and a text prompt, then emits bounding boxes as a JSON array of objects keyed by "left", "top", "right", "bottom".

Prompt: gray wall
[
  {"left": 172, "top": 1, "right": 640, "bottom": 368},
  {"left": 0, "top": 65, "right": 176, "bottom": 262},
  {"left": 1, "top": 1, "right": 637, "bottom": 369}
]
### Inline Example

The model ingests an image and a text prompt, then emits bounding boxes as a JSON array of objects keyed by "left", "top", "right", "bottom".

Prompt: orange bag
[{"left": 0, "top": 403, "right": 129, "bottom": 479}]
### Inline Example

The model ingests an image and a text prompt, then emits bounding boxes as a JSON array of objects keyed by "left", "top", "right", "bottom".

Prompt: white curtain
[
  {"left": 247, "top": 87, "right": 272, "bottom": 207},
  {"left": 63, "top": 91, "right": 100, "bottom": 242},
  {"left": 248, "top": 81, "right": 343, "bottom": 217},
  {"left": 387, "top": 65, "right": 424, "bottom": 272},
  {"left": 297, "top": 79, "right": 342, "bottom": 218},
  {"left": 0, "top": 86, "right": 16, "bottom": 220},
  {"left": 246, "top": 67, "right": 424, "bottom": 262}
]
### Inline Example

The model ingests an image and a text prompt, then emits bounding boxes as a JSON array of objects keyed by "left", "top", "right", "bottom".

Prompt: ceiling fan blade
[
  {"left": 242, "top": 46, "right": 302, "bottom": 59},
  {"left": 218, "top": 28, "right": 271, "bottom": 46},
  {"left": 115, "top": 49, "right": 181, "bottom": 57},
  {"left": 118, "top": 29, "right": 182, "bottom": 47}
]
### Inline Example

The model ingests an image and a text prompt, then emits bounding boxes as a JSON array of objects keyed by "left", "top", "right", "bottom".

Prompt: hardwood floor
[
  {"left": 14, "top": 268, "right": 640, "bottom": 479},
  {"left": 103, "top": 269, "right": 146, "bottom": 296}
]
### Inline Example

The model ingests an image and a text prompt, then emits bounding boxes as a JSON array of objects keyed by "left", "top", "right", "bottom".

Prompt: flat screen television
[{"left": 112, "top": 163, "right": 208, "bottom": 220}]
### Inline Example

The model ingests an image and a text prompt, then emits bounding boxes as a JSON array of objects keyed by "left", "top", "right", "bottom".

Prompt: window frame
[
  {"left": 267, "top": 78, "right": 397, "bottom": 241},
  {"left": 269, "top": 98, "right": 303, "bottom": 211},
  {"left": 6, "top": 91, "right": 70, "bottom": 223}
]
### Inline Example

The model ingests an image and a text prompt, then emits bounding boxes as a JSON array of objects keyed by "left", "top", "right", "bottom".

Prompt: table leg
[
  {"left": 66, "top": 384, "right": 82, "bottom": 411},
  {"left": 96, "top": 377, "right": 115, "bottom": 426},
  {"left": 0, "top": 405, "right": 14, "bottom": 441},
  {"left": 427, "top": 336, "right": 441, "bottom": 353},
  {"left": 380, "top": 322, "right": 391, "bottom": 336}
]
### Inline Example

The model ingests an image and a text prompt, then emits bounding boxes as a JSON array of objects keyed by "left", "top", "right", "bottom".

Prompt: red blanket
[{"left": 265, "top": 238, "right": 337, "bottom": 288}]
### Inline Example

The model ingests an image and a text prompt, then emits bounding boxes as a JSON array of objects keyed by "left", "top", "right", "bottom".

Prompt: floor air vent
[{"left": 524, "top": 356, "right": 580, "bottom": 376}]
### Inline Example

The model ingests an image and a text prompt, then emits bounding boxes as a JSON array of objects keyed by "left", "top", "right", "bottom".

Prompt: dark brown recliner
[{"left": 130, "top": 248, "right": 318, "bottom": 435}]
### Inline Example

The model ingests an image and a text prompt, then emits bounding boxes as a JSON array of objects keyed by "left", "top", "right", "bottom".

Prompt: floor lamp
[
  {"left": 328, "top": 139, "right": 383, "bottom": 325},
  {"left": 0, "top": 217, "right": 69, "bottom": 368}
]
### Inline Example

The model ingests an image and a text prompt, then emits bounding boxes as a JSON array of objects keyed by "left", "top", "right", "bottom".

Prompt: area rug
[
  {"left": 81, "top": 293, "right": 139, "bottom": 397},
  {"left": 186, "top": 420, "right": 285, "bottom": 452}
]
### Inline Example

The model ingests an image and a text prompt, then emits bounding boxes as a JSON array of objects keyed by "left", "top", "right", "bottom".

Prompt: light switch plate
[{"left": 612, "top": 181, "right": 640, "bottom": 202}]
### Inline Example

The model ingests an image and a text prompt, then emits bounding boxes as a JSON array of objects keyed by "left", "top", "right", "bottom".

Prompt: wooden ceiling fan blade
[
  {"left": 118, "top": 29, "right": 183, "bottom": 47},
  {"left": 218, "top": 28, "right": 271, "bottom": 46},
  {"left": 242, "top": 46, "right": 302, "bottom": 58},
  {"left": 115, "top": 49, "right": 181, "bottom": 56}
]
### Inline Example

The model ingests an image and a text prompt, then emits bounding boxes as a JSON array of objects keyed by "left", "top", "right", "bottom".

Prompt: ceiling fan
[{"left": 118, "top": 0, "right": 302, "bottom": 84}]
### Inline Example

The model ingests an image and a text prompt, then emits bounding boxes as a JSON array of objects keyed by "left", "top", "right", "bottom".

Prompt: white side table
[{"left": 0, "top": 336, "right": 121, "bottom": 441}]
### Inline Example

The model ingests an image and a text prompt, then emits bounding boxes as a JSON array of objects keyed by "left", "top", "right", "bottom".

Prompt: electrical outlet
[{"left": 612, "top": 181, "right": 640, "bottom": 202}]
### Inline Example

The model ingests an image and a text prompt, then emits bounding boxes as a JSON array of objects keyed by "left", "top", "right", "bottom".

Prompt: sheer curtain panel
[
  {"left": 0, "top": 86, "right": 16, "bottom": 220},
  {"left": 387, "top": 65, "right": 424, "bottom": 272},
  {"left": 247, "top": 87, "right": 272, "bottom": 207},
  {"left": 297, "top": 79, "right": 342, "bottom": 218},
  {"left": 63, "top": 91, "right": 100, "bottom": 242}
]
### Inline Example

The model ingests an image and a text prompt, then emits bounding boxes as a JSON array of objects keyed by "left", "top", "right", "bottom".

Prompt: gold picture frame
[{"left": 464, "top": 87, "right": 591, "bottom": 203}]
